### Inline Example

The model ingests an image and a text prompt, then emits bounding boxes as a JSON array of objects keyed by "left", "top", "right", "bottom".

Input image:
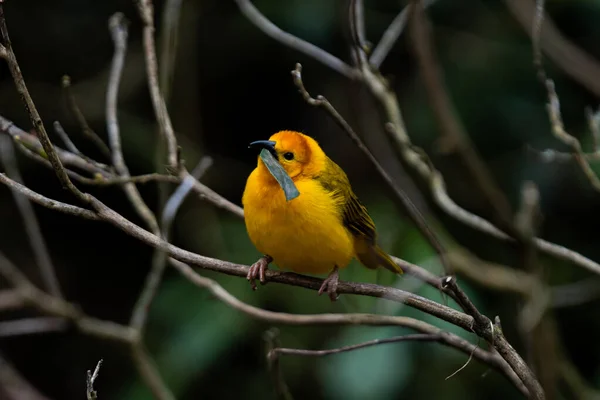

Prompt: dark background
[{"left": 1, "top": 0, "right": 600, "bottom": 399}]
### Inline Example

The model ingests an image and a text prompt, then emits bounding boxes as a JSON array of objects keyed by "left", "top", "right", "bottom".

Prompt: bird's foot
[
  {"left": 247, "top": 255, "right": 273, "bottom": 290},
  {"left": 318, "top": 266, "right": 340, "bottom": 302}
]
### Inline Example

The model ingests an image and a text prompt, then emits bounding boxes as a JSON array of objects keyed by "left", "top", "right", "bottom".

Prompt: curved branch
[{"left": 233, "top": 0, "right": 357, "bottom": 79}]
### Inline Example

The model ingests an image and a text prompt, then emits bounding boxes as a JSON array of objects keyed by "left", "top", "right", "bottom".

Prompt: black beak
[{"left": 249, "top": 140, "right": 277, "bottom": 159}]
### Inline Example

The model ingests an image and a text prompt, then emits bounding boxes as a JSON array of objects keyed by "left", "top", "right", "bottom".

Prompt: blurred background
[{"left": 1, "top": 0, "right": 600, "bottom": 399}]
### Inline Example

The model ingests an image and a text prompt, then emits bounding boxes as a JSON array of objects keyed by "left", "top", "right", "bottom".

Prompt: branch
[
  {"left": 136, "top": 0, "right": 179, "bottom": 170},
  {"left": 129, "top": 157, "right": 212, "bottom": 331},
  {"left": 408, "top": 1, "right": 520, "bottom": 237},
  {"left": 170, "top": 258, "right": 528, "bottom": 395},
  {"left": 0, "top": 317, "right": 67, "bottom": 337},
  {"left": 0, "top": 135, "right": 63, "bottom": 298},
  {"left": 272, "top": 333, "right": 440, "bottom": 357},
  {"left": 0, "top": 4, "right": 88, "bottom": 203},
  {"left": 86, "top": 359, "right": 103, "bottom": 400},
  {"left": 369, "top": 0, "right": 437, "bottom": 68},
  {"left": 504, "top": 0, "right": 600, "bottom": 98},
  {"left": 0, "top": 174, "right": 99, "bottom": 220},
  {"left": 107, "top": 12, "right": 160, "bottom": 232},
  {"left": 232, "top": 0, "right": 357, "bottom": 79},
  {"left": 62, "top": 75, "right": 111, "bottom": 158},
  {"left": 542, "top": 79, "right": 600, "bottom": 191},
  {"left": 263, "top": 329, "right": 293, "bottom": 400}
]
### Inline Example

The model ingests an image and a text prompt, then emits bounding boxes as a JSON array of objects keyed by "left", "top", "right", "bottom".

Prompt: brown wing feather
[{"left": 314, "top": 157, "right": 403, "bottom": 274}]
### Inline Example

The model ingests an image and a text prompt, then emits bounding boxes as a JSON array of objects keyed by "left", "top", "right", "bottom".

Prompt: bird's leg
[
  {"left": 247, "top": 255, "right": 273, "bottom": 290},
  {"left": 318, "top": 266, "right": 340, "bottom": 302}
]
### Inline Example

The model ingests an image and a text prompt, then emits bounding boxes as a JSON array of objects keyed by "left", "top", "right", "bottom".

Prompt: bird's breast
[{"left": 242, "top": 171, "right": 354, "bottom": 275}]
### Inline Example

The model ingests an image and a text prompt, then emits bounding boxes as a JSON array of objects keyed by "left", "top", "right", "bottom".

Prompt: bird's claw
[
  {"left": 247, "top": 255, "right": 273, "bottom": 290},
  {"left": 318, "top": 266, "right": 340, "bottom": 302}
]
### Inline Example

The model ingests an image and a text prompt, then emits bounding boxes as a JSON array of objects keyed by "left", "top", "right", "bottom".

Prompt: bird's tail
[
  {"left": 375, "top": 246, "right": 404, "bottom": 274},
  {"left": 356, "top": 242, "right": 404, "bottom": 274}
]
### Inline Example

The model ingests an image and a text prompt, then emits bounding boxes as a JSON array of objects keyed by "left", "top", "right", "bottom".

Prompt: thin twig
[
  {"left": 86, "top": 359, "right": 103, "bottom": 400},
  {"left": 409, "top": 1, "right": 520, "bottom": 237},
  {"left": 0, "top": 115, "right": 112, "bottom": 178},
  {"left": 264, "top": 329, "right": 294, "bottom": 400},
  {"left": 62, "top": 75, "right": 111, "bottom": 158},
  {"left": 0, "top": 290, "right": 23, "bottom": 311},
  {"left": 159, "top": 0, "right": 184, "bottom": 101},
  {"left": 129, "top": 157, "right": 212, "bottom": 331},
  {"left": 233, "top": 0, "right": 356, "bottom": 79},
  {"left": 53, "top": 120, "right": 82, "bottom": 156},
  {"left": 0, "top": 135, "right": 63, "bottom": 298},
  {"left": 0, "top": 174, "right": 99, "bottom": 220},
  {"left": 0, "top": 317, "right": 67, "bottom": 337},
  {"left": 273, "top": 333, "right": 439, "bottom": 357},
  {"left": 370, "top": 0, "right": 437, "bottom": 68},
  {"left": 530, "top": 0, "right": 600, "bottom": 191},
  {"left": 543, "top": 79, "right": 600, "bottom": 191},
  {"left": 131, "top": 344, "right": 175, "bottom": 400},
  {"left": 505, "top": 0, "right": 600, "bottom": 98},
  {"left": 136, "top": 0, "right": 179, "bottom": 170},
  {"left": 107, "top": 12, "right": 160, "bottom": 232},
  {"left": 0, "top": 4, "right": 88, "bottom": 202},
  {"left": 445, "top": 337, "right": 478, "bottom": 380},
  {"left": 550, "top": 279, "right": 600, "bottom": 308},
  {"left": 0, "top": 250, "right": 136, "bottom": 342}
]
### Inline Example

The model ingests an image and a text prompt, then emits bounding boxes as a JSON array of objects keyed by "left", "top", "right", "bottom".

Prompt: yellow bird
[{"left": 242, "top": 130, "right": 403, "bottom": 300}]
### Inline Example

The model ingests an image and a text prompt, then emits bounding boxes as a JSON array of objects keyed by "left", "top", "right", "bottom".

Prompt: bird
[{"left": 242, "top": 130, "right": 403, "bottom": 301}]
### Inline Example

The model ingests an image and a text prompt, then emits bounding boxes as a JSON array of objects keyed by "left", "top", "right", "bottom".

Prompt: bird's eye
[{"left": 283, "top": 152, "right": 294, "bottom": 161}]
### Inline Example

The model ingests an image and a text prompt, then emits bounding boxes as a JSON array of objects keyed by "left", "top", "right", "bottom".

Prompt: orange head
[{"left": 249, "top": 130, "right": 326, "bottom": 180}]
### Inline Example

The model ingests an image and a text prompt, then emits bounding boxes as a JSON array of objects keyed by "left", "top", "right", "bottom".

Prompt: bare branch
[
  {"left": 0, "top": 116, "right": 112, "bottom": 178},
  {"left": 0, "top": 135, "right": 63, "bottom": 298},
  {"left": 0, "top": 317, "right": 67, "bottom": 337},
  {"left": 0, "top": 290, "right": 23, "bottom": 311},
  {"left": 273, "top": 333, "right": 439, "bottom": 357},
  {"left": 505, "top": 0, "right": 600, "bottom": 98},
  {"left": 129, "top": 157, "right": 212, "bottom": 331},
  {"left": 159, "top": 0, "right": 184, "bottom": 101},
  {"left": 550, "top": 279, "right": 600, "bottom": 308},
  {"left": 408, "top": 1, "right": 520, "bottom": 237},
  {"left": 543, "top": 79, "right": 600, "bottom": 191},
  {"left": 107, "top": 12, "right": 160, "bottom": 233},
  {"left": 370, "top": 0, "right": 437, "bottom": 68},
  {"left": 136, "top": 0, "right": 179, "bottom": 170},
  {"left": 0, "top": 174, "right": 99, "bottom": 220},
  {"left": 0, "top": 250, "right": 135, "bottom": 342},
  {"left": 62, "top": 75, "right": 111, "bottom": 158},
  {"left": 130, "top": 344, "right": 175, "bottom": 400},
  {"left": 233, "top": 0, "right": 356, "bottom": 79},
  {"left": 0, "top": 4, "right": 88, "bottom": 203},
  {"left": 86, "top": 359, "right": 103, "bottom": 400},
  {"left": 53, "top": 120, "right": 82, "bottom": 156},
  {"left": 264, "top": 329, "right": 293, "bottom": 400},
  {"left": 172, "top": 259, "right": 527, "bottom": 395}
]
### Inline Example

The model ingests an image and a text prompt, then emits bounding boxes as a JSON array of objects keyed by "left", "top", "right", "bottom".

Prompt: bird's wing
[{"left": 315, "top": 158, "right": 377, "bottom": 244}]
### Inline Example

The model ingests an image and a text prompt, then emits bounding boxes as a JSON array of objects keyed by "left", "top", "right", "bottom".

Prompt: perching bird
[{"left": 242, "top": 130, "right": 403, "bottom": 301}]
